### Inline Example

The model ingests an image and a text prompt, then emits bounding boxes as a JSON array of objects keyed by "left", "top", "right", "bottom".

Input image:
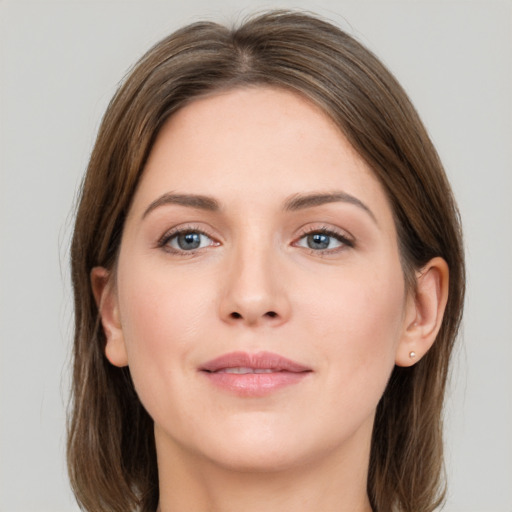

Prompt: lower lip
[{"left": 201, "top": 371, "right": 310, "bottom": 397}]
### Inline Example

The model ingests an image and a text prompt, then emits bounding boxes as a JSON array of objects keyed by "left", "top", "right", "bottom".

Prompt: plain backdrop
[{"left": 0, "top": 1, "right": 511, "bottom": 511}]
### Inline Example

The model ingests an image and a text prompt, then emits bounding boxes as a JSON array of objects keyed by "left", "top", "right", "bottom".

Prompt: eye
[
  {"left": 160, "top": 229, "right": 217, "bottom": 253},
  {"left": 295, "top": 228, "right": 354, "bottom": 252}
]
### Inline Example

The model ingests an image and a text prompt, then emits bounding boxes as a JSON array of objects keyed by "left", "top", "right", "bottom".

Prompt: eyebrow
[
  {"left": 284, "top": 192, "right": 377, "bottom": 223},
  {"left": 142, "top": 193, "right": 220, "bottom": 219},
  {"left": 142, "top": 190, "right": 376, "bottom": 224}
]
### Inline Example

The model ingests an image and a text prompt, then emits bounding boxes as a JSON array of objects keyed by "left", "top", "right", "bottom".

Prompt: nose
[{"left": 219, "top": 240, "right": 291, "bottom": 327}]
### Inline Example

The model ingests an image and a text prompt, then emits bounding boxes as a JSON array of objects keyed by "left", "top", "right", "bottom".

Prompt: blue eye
[
  {"left": 296, "top": 230, "right": 352, "bottom": 251},
  {"left": 307, "top": 233, "right": 335, "bottom": 250},
  {"left": 164, "top": 231, "right": 214, "bottom": 251}
]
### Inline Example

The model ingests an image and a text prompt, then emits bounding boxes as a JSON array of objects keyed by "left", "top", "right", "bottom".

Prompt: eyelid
[
  {"left": 293, "top": 225, "right": 355, "bottom": 252},
  {"left": 157, "top": 224, "right": 220, "bottom": 253},
  {"left": 155, "top": 223, "right": 354, "bottom": 255}
]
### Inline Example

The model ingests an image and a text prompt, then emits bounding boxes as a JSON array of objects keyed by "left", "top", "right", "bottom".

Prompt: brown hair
[{"left": 68, "top": 10, "right": 464, "bottom": 512}]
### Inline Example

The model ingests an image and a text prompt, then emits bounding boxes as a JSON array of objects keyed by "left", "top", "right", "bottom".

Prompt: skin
[{"left": 92, "top": 87, "right": 449, "bottom": 512}]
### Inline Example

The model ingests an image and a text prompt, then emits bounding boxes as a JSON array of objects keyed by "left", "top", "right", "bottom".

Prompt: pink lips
[{"left": 200, "top": 351, "right": 312, "bottom": 397}]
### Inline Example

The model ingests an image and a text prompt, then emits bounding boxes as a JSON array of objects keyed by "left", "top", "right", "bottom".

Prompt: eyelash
[
  {"left": 157, "top": 225, "right": 218, "bottom": 255},
  {"left": 294, "top": 226, "right": 355, "bottom": 254},
  {"left": 157, "top": 225, "right": 355, "bottom": 256}
]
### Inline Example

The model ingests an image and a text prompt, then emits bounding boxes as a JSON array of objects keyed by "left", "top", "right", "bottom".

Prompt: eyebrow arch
[
  {"left": 284, "top": 191, "right": 377, "bottom": 224},
  {"left": 142, "top": 190, "right": 376, "bottom": 224},
  {"left": 142, "top": 193, "right": 220, "bottom": 219}
]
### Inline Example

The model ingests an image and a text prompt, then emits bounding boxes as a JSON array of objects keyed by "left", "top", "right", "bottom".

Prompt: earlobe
[
  {"left": 395, "top": 257, "right": 449, "bottom": 367},
  {"left": 90, "top": 266, "right": 129, "bottom": 367}
]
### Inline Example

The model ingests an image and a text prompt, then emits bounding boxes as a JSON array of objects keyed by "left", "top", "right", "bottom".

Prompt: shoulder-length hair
[{"left": 68, "top": 10, "right": 464, "bottom": 512}]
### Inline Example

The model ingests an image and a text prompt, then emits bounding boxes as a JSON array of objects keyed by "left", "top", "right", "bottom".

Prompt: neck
[{"left": 155, "top": 427, "right": 373, "bottom": 512}]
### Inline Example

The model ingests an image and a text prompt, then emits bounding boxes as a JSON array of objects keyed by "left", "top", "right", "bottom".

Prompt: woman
[{"left": 68, "top": 10, "right": 464, "bottom": 512}]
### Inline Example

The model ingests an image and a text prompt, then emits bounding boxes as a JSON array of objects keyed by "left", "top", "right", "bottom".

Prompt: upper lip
[{"left": 200, "top": 351, "right": 312, "bottom": 373}]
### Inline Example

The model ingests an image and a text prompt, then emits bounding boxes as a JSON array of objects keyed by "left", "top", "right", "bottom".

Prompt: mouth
[
  {"left": 199, "top": 351, "right": 312, "bottom": 397},
  {"left": 213, "top": 367, "right": 282, "bottom": 374}
]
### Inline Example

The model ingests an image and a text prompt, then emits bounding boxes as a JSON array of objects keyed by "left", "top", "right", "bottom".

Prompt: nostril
[{"left": 228, "top": 311, "right": 278, "bottom": 321}]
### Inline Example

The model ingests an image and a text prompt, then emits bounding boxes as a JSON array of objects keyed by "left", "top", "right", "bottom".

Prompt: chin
[
  {"left": 181, "top": 414, "right": 368, "bottom": 475},
  {"left": 202, "top": 440, "right": 316, "bottom": 474}
]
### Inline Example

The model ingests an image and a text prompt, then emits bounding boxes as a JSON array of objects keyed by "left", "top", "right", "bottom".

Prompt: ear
[
  {"left": 395, "top": 257, "right": 449, "bottom": 367},
  {"left": 90, "top": 266, "right": 128, "bottom": 367}
]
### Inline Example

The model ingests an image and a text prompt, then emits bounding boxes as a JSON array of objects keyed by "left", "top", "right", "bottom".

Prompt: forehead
[{"left": 131, "top": 86, "right": 393, "bottom": 224}]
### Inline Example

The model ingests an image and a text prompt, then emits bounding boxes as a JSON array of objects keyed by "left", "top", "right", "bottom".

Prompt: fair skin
[{"left": 92, "top": 87, "right": 448, "bottom": 512}]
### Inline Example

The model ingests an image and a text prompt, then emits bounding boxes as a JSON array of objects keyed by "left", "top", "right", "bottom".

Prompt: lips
[
  {"left": 199, "top": 351, "right": 312, "bottom": 397},
  {"left": 200, "top": 351, "right": 311, "bottom": 373}
]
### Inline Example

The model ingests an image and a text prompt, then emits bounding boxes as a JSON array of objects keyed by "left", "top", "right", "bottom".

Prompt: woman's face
[{"left": 102, "top": 87, "right": 416, "bottom": 472}]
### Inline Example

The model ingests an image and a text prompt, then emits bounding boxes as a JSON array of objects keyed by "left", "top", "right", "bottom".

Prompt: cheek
[
  {"left": 115, "top": 257, "right": 215, "bottom": 404},
  {"left": 300, "top": 259, "right": 406, "bottom": 402},
  {"left": 119, "top": 259, "right": 212, "bottom": 347},
  {"left": 306, "top": 258, "right": 404, "bottom": 337}
]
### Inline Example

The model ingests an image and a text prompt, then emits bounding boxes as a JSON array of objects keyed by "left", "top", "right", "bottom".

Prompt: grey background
[{"left": 0, "top": 1, "right": 511, "bottom": 510}]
